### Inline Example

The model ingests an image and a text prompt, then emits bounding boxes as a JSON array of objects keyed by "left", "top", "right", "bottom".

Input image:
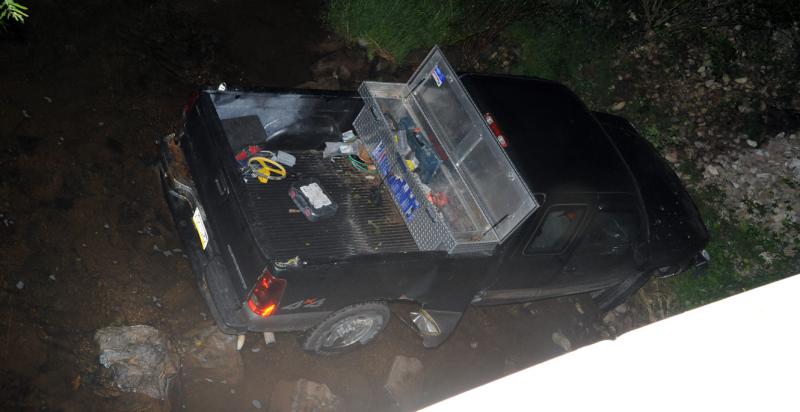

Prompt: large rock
[
  {"left": 95, "top": 325, "right": 179, "bottom": 400},
  {"left": 181, "top": 325, "right": 244, "bottom": 385},
  {"left": 295, "top": 77, "right": 341, "bottom": 91},
  {"left": 269, "top": 379, "right": 342, "bottom": 412},
  {"left": 90, "top": 391, "right": 171, "bottom": 412},
  {"left": 384, "top": 355, "right": 424, "bottom": 409},
  {"left": 551, "top": 331, "right": 572, "bottom": 352},
  {"left": 311, "top": 48, "right": 369, "bottom": 82},
  {"left": 312, "top": 36, "right": 346, "bottom": 54}
]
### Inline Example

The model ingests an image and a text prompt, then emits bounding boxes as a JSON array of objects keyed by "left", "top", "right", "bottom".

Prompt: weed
[
  {"left": 326, "top": 0, "right": 460, "bottom": 63},
  {"left": 641, "top": 124, "right": 674, "bottom": 151},
  {"left": 326, "top": 0, "right": 542, "bottom": 65},
  {"left": 505, "top": 13, "right": 619, "bottom": 104},
  {"left": 625, "top": 99, "right": 677, "bottom": 153},
  {"left": 0, "top": 0, "right": 27, "bottom": 26}
]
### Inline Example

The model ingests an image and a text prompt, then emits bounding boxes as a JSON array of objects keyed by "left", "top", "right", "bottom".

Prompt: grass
[
  {"left": 505, "top": 19, "right": 618, "bottom": 104},
  {"left": 499, "top": 1, "right": 634, "bottom": 106},
  {"left": 326, "top": 0, "right": 460, "bottom": 62},
  {"left": 325, "top": 0, "right": 621, "bottom": 104}
]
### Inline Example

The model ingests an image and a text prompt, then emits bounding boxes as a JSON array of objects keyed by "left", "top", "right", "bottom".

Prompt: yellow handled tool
[{"left": 247, "top": 156, "right": 286, "bottom": 184}]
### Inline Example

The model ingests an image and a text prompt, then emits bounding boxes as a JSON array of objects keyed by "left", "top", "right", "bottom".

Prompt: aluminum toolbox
[{"left": 353, "top": 47, "right": 538, "bottom": 254}]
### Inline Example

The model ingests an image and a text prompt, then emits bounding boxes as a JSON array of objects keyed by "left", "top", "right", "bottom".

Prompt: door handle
[{"left": 214, "top": 173, "right": 230, "bottom": 197}]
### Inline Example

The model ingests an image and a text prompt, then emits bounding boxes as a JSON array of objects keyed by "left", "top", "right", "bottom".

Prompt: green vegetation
[
  {"left": 0, "top": 0, "right": 27, "bottom": 27},
  {"left": 505, "top": 6, "right": 622, "bottom": 104},
  {"left": 617, "top": 94, "right": 686, "bottom": 155},
  {"left": 326, "top": 0, "right": 538, "bottom": 64},
  {"left": 326, "top": 1, "right": 622, "bottom": 102},
  {"left": 326, "top": 0, "right": 461, "bottom": 62},
  {"left": 665, "top": 188, "right": 799, "bottom": 311}
]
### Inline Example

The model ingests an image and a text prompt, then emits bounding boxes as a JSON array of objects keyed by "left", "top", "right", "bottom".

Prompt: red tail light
[
  {"left": 247, "top": 270, "right": 286, "bottom": 318},
  {"left": 484, "top": 113, "right": 509, "bottom": 148},
  {"left": 183, "top": 90, "right": 200, "bottom": 116}
]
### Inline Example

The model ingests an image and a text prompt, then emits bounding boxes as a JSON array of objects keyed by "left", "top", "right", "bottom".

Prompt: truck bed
[{"left": 238, "top": 150, "right": 419, "bottom": 261}]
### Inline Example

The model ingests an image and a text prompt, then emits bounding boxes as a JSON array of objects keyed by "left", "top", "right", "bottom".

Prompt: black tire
[
  {"left": 301, "top": 302, "right": 390, "bottom": 356},
  {"left": 592, "top": 272, "right": 651, "bottom": 312}
]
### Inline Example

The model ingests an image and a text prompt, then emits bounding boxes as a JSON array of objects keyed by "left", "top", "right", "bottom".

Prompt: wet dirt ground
[{"left": 0, "top": 1, "right": 605, "bottom": 410}]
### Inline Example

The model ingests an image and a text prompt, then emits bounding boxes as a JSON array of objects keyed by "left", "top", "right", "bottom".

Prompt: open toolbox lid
[
  {"left": 354, "top": 47, "right": 538, "bottom": 252},
  {"left": 405, "top": 47, "right": 537, "bottom": 243}
]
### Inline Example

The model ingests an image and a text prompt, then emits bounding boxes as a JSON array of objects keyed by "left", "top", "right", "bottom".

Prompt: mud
[{"left": 0, "top": 1, "right": 603, "bottom": 410}]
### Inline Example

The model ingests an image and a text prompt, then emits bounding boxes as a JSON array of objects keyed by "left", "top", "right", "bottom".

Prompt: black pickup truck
[{"left": 160, "top": 48, "right": 708, "bottom": 355}]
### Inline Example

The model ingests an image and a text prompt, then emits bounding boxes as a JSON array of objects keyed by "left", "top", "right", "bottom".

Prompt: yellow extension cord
[{"left": 247, "top": 156, "right": 286, "bottom": 184}]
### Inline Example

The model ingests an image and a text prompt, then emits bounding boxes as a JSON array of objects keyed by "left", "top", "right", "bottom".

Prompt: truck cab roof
[{"left": 461, "top": 74, "right": 638, "bottom": 196}]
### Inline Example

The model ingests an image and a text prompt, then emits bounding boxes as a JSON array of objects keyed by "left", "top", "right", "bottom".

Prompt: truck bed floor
[{"left": 240, "top": 150, "right": 419, "bottom": 261}]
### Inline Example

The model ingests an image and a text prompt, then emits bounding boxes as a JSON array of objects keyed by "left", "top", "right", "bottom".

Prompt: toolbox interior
[{"left": 211, "top": 92, "right": 419, "bottom": 261}]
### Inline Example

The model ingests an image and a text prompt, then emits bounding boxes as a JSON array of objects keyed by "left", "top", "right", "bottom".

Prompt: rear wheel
[{"left": 301, "top": 302, "right": 390, "bottom": 356}]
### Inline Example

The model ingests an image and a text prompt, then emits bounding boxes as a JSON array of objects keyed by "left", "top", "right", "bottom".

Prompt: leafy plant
[{"left": 0, "top": 0, "right": 28, "bottom": 27}]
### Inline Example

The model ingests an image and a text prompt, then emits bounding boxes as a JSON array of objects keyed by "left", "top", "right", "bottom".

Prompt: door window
[
  {"left": 580, "top": 210, "right": 640, "bottom": 255},
  {"left": 524, "top": 205, "right": 586, "bottom": 255}
]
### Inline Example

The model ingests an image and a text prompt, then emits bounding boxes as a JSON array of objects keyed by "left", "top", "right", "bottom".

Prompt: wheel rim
[{"left": 321, "top": 313, "right": 381, "bottom": 350}]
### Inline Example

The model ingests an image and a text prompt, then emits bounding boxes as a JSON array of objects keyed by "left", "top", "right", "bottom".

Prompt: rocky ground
[
  {"left": 595, "top": 22, "right": 800, "bottom": 331},
  {"left": 700, "top": 132, "right": 799, "bottom": 242},
  {"left": 617, "top": 25, "right": 800, "bottom": 234}
]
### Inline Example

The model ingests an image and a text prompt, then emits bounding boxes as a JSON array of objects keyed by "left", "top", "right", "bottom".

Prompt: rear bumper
[{"left": 159, "top": 134, "right": 328, "bottom": 333}]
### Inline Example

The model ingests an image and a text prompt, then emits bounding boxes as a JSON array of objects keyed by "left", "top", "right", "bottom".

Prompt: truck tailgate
[{"left": 239, "top": 150, "right": 419, "bottom": 261}]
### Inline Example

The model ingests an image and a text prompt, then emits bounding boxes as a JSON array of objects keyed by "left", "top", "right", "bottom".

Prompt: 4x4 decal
[{"left": 281, "top": 298, "right": 326, "bottom": 311}]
